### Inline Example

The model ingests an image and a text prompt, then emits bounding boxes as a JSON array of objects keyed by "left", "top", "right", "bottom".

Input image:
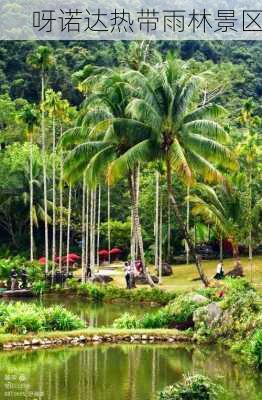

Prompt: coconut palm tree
[
  {"left": 18, "top": 105, "right": 38, "bottom": 261},
  {"left": 62, "top": 72, "right": 155, "bottom": 285},
  {"left": 27, "top": 45, "right": 54, "bottom": 273},
  {"left": 109, "top": 56, "right": 237, "bottom": 286}
]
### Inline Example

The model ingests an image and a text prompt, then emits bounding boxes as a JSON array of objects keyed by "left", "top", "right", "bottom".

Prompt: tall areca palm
[
  {"left": 44, "top": 89, "right": 64, "bottom": 264},
  {"left": 109, "top": 57, "right": 237, "bottom": 286},
  {"left": 27, "top": 45, "right": 54, "bottom": 273},
  {"left": 18, "top": 105, "right": 38, "bottom": 261}
]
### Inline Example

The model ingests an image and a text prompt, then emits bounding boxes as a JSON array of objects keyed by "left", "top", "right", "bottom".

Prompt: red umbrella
[
  {"left": 99, "top": 249, "right": 109, "bottom": 257},
  {"left": 38, "top": 257, "right": 46, "bottom": 265},
  {"left": 110, "top": 247, "right": 122, "bottom": 255},
  {"left": 66, "top": 253, "right": 80, "bottom": 260}
]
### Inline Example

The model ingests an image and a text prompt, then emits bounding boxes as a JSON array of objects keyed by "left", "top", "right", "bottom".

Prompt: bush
[
  {"left": 0, "top": 301, "right": 85, "bottom": 334},
  {"left": 75, "top": 283, "right": 176, "bottom": 305},
  {"left": 0, "top": 257, "right": 45, "bottom": 284},
  {"left": 31, "top": 280, "right": 47, "bottom": 295},
  {"left": 248, "top": 329, "right": 262, "bottom": 369},
  {"left": 44, "top": 306, "right": 85, "bottom": 331},
  {"left": 113, "top": 313, "right": 140, "bottom": 329},
  {"left": 158, "top": 374, "right": 222, "bottom": 400},
  {"left": 77, "top": 283, "right": 105, "bottom": 302},
  {"left": 113, "top": 292, "right": 205, "bottom": 329}
]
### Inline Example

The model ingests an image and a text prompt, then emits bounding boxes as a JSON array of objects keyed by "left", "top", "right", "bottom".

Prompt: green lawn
[
  {"left": 95, "top": 256, "right": 262, "bottom": 293},
  {"left": 159, "top": 256, "right": 262, "bottom": 292}
]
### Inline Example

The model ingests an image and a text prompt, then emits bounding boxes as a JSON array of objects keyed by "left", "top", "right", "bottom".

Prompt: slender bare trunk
[
  {"left": 219, "top": 235, "right": 223, "bottom": 261},
  {"left": 58, "top": 125, "right": 63, "bottom": 273},
  {"left": 66, "top": 184, "right": 72, "bottom": 274},
  {"left": 167, "top": 194, "right": 171, "bottom": 262},
  {"left": 107, "top": 182, "right": 111, "bottom": 264},
  {"left": 85, "top": 187, "right": 89, "bottom": 272},
  {"left": 130, "top": 207, "right": 135, "bottom": 263},
  {"left": 159, "top": 189, "right": 163, "bottom": 284},
  {"left": 154, "top": 171, "right": 159, "bottom": 273},
  {"left": 41, "top": 71, "right": 49, "bottom": 274},
  {"left": 81, "top": 178, "right": 86, "bottom": 283},
  {"left": 186, "top": 185, "right": 190, "bottom": 265},
  {"left": 129, "top": 167, "right": 155, "bottom": 287},
  {"left": 165, "top": 153, "right": 209, "bottom": 287},
  {"left": 29, "top": 131, "right": 34, "bottom": 261},
  {"left": 52, "top": 117, "right": 56, "bottom": 264},
  {"left": 96, "top": 185, "right": 101, "bottom": 270},
  {"left": 90, "top": 188, "right": 94, "bottom": 275},
  {"left": 91, "top": 188, "right": 96, "bottom": 272},
  {"left": 248, "top": 167, "right": 253, "bottom": 282}
]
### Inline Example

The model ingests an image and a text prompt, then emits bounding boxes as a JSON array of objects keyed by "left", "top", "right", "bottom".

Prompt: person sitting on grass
[{"left": 214, "top": 261, "right": 224, "bottom": 280}]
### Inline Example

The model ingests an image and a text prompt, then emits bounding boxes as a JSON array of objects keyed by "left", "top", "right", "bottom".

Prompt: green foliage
[
  {"left": 158, "top": 374, "right": 222, "bottom": 400},
  {"left": 31, "top": 280, "right": 47, "bottom": 295},
  {"left": 78, "top": 283, "right": 105, "bottom": 302},
  {"left": 72, "top": 283, "right": 176, "bottom": 305},
  {"left": 0, "top": 257, "right": 44, "bottom": 284},
  {"left": 100, "top": 219, "right": 131, "bottom": 253},
  {"left": 221, "top": 278, "right": 260, "bottom": 317},
  {"left": 248, "top": 329, "right": 262, "bottom": 369},
  {"left": 0, "top": 256, "right": 25, "bottom": 280},
  {"left": 113, "top": 292, "right": 203, "bottom": 329},
  {"left": 43, "top": 306, "right": 85, "bottom": 331},
  {"left": 0, "top": 302, "right": 85, "bottom": 334}
]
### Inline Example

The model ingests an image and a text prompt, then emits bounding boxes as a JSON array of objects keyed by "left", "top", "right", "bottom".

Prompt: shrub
[
  {"left": 78, "top": 283, "right": 105, "bottom": 302},
  {"left": 113, "top": 292, "right": 205, "bottom": 329},
  {"left": 43, "top": 306, "right": 85, "bottom": 331},
  {"left": 0, "top": 257, "right": 45, "bottom": 284},
  {"left": 158, "top": 374, "right": 222, "bottom": 400},
  {"left": 0, "top": 301, "right": 85, "bottom": 334},
  {"left": 113, "top": 313, "right": 140, "bottom": 329},
  {"left": 75, "top": 283, "right": 176, "bottom": 305},
  {"left": 248, "top": 329, "right": 262, "bottom": 369},
  {"left": 31, "top": 280, "right": 47, "bottom": 295},
  {"left": 167, "top": 295, "right": 204, "bottom": 325}
]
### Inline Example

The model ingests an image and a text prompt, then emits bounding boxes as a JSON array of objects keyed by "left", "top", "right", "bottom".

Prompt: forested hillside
[{"left": 0, "top": 40, "right": 261, "bottom": 262}]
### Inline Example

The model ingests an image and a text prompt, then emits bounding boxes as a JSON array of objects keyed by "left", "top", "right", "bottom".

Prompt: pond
[
  {"left": 2, "top": 295, "right": 157, "bottom": 327},
  {"left": 0, "top": 344, "right": 261, "bottom": 400}
]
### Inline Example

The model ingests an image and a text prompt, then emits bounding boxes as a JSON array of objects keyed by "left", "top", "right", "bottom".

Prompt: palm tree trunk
[
  {"left": 52, "top": 116, "right": 56, "bottom": 266},
  {"left": 81, "top": 178, "right": 86, "bottom": 283},
  {"left": 128, "top": 167, "right": 155, "bottom": 287},
  {"left": 154, "top": 171, "right": 159, "bottom": 273},
  {"left": 58, "top": 125, "right": 63, "bottom": 273},
  {"left": 66, "top": 184, "right": 72, "bottom": 275},
  {"left": 167, "top": 195, "right": 171, "bottom": 262},
  {"left": 165, "top": 153, "right": 209, "bottom": 287},
  {"left": 107, "top": 182, "right": 111, "bottom": 264},
  {"left": 85, "top": 187, "right": 89, "bottom": 274},
  {"left": 186, "top": 185, "right": 190, "bottom": 265},
  {"left": 41, "top": 70, "right": 49, "bottom": 274},
  {"left": 159, "top": 189, "right": 163, "bottom": 284},
  {"left": 130, "top": 207, "right": 135, "bottom": 264},
  {"left": 29, "top": 131, "right": 34, "bottom": 262},
  {"left": 219, "top": 235, "right": 223, "bottom": 261},
  {"left": 96, "top": 185, "right": 101, "bottom": 271},
  {"left": 92, "top": 188, "right": 97, "bottom": 272},
  {"left": 248, "top": 167, "right": 253, "bottom": 282},
  {"left": 90, "top": 188, "right": 94, "bottom": 275}
]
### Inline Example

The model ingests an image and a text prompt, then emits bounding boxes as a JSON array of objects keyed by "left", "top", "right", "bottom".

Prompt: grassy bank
[{"left": 0, "top": 327, "right": 192, "bottom": 348}]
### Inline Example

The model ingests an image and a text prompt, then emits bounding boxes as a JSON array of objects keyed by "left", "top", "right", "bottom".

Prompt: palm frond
[{"left": 183, "top": 120, "right": 229, "bottom": 143}]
